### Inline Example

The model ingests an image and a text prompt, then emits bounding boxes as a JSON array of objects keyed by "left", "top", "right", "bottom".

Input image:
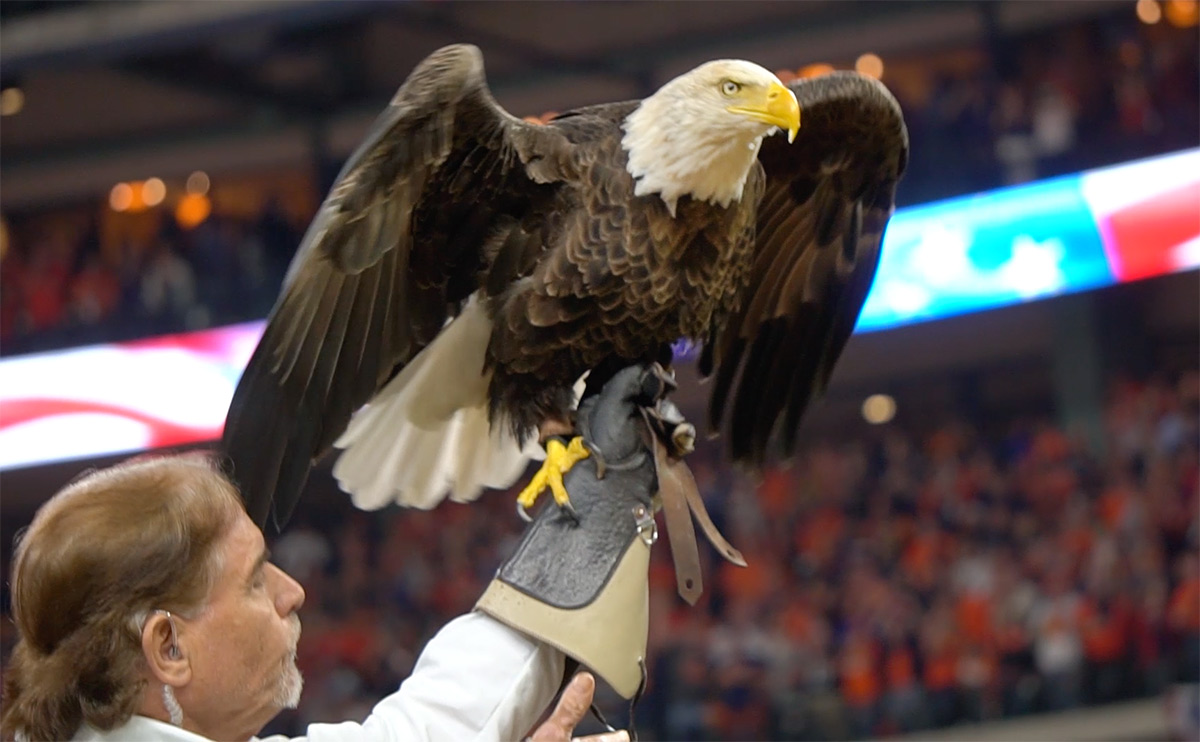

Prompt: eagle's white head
[{"left": 622, "top": 59, "right": 800, "bottom": 217}]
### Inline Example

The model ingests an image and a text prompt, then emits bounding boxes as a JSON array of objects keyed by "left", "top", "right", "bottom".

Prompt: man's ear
[{"left": 141, "top": 611, "right": 190, "bottom": 687}]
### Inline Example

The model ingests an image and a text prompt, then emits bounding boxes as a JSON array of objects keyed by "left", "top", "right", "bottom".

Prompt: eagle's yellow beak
[{"left": 728, "top": 80, "right": 801, "bottom": 143}]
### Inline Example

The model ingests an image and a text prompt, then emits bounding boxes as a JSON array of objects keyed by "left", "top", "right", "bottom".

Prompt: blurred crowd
[
  {"left": 0, "top": 201, "right": 300, "bottom": 356},
  {"left": 1, "top": 7, "right": 1196, "bottom": 357},
  {"left": 897, "top": 7, "right": 1198, "bottom": 204},
  {"left": 226, "top": 371, "right": 1199, "bottom": 740}
]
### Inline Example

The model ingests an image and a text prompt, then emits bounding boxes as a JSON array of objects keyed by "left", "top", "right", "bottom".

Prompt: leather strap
[
  {"left": 642, "top": 409, "right": 747, "bottom": 605},
  {"left": 679, "top": 463, "right": 746, "bottom": 568},
  {"left": 650, "top": 433, "right": 705, "bottom": 606}
]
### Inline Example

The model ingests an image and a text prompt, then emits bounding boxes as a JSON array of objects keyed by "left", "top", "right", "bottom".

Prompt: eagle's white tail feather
[{"left": 331, "top": 296, "right": 540, "bottom": 511}]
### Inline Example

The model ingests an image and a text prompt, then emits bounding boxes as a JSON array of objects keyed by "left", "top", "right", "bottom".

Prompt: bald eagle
[{"left": 222, "top": 44, "right": 908, "bottom": 530}]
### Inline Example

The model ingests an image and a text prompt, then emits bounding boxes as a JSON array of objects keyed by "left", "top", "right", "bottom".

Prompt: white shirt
[{"left": 73, "top": 612, "right": 564, "bottom": 742}]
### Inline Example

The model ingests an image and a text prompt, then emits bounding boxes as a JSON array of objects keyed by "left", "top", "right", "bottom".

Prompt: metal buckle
[{"left": 632, "top": 504, "right": 658, "bottom": 545}]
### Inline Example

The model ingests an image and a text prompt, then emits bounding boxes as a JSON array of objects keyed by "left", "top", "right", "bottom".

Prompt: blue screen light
[{"left": 857, "top": 173, "right": 1113, "bottom": 331}]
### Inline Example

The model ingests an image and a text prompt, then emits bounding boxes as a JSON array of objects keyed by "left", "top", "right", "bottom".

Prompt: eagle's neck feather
[{"left": 621, "top": 94, "right": 766, "bottom": 218}]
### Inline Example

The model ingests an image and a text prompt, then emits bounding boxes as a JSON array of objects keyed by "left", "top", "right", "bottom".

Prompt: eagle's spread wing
[
  {"left": 704, "top": 72, "right": 909, "bottom": 463},
  {"left": 223, "top": 44, "right": 571, "bottom": 529}
]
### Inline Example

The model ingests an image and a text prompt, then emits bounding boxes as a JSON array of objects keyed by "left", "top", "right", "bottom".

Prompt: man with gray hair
[{"left": 2, "top": 365, "right": 670, "bottom": 742}]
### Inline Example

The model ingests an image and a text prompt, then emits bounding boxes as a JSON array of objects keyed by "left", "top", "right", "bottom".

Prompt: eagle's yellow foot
[{"left": 516, "top": 437, "right": 590, "bottom": 521}]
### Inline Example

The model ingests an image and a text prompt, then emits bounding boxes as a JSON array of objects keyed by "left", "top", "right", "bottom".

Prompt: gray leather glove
[{"left": 476, "top": 364, "right": 670, "bottom": 700}]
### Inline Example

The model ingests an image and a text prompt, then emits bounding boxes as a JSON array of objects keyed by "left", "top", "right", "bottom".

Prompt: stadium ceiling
[{"left": 1, "top": 0, "right": 1122, "bottom": 209}]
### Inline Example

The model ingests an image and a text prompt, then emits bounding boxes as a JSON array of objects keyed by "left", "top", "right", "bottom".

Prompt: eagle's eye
[{"left": 720, "top": 80, "right": 741, "bottom": 97}]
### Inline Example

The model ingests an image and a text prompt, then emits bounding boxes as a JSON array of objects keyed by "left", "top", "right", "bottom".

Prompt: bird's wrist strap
[{"left": 639, "top": 408, "right": 746, "bottom": 606}]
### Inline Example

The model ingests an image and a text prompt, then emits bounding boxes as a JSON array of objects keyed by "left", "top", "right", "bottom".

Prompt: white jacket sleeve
[{"left": 260, "top": 612, "right": 565, "bottom": 742}]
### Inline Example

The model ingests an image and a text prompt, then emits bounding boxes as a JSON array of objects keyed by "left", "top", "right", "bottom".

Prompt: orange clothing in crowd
[
  {"left": 840, "top": 638, "right": 882, "bottom": 708},
  {"left": 994, "top": 622, "right": 1029, "bottom": 655},
  {"left": 885, "top": 646, "right": 918, "bottom": 690},
  {"left": 901, "top": 533, "right": 939, "bottom": 587},
  {"left": 1061, "top": 525, "right": 1095, "bottom": 565},
  {"left": 778, "top": 599, "right": 821, "bottom": 645},
  {"left": 794, "top": 506, "right": 845, "bottom": 569},
  {"left": 924, "top": 649, "right": 959, "bottom": 691},
  {"left": 1098, "top": 485, "right": 1134, "bottom": 530},
  {"left": 956, "top": 593, "right": 993, "bottom": 646},
  {"left": 1081, "top": 599, "right": 1128, "bottom": 663},
  {"left": 758, "top": 468, "right": 796, "bottom": 520},
  {"left": 717, "top": 554, "right": 775, "bottom": 604},
  {"left": 1168, "top": 578, "right": 1200, "bottom": 633}
]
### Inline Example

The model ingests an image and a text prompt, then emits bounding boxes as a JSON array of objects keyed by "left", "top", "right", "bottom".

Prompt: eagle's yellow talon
[
  {"left": 516, "top": 472, "right": 547, "bottom": 509},
  {"left": 549, "top": 479, "right": 571, "bottom": 507},
  {"left": 517, "top": 436, "right": 590, "bottom": 512}
]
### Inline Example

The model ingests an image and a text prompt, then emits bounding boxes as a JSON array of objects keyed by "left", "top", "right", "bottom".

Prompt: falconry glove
[{"left": 475, "top": 364, "right": 675, "bottom": 700}]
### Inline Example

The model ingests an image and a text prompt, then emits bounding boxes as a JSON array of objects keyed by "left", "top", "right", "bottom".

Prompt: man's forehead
[{"left": 220, "top": 513, "right": 267, "bottom": 573}]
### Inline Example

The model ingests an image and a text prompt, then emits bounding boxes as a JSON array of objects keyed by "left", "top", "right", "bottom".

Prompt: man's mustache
[{"left": 288, "top": 615, "right": 302, "bottom": 655}]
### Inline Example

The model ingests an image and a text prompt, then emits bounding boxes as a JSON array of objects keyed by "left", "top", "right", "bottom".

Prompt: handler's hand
[{"left": 530, "top": 672, "right": 629, "bottom": 742}]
